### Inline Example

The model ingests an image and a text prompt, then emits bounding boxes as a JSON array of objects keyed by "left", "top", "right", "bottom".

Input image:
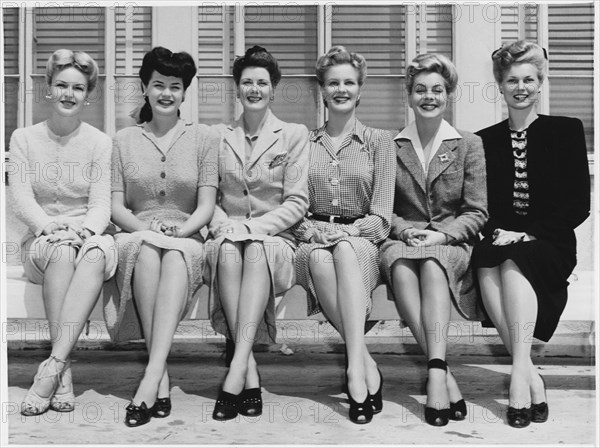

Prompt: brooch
[
  {"left": 438, "top": 153, "right": 450, "bottom": 163},
  {"left": 269, "top": 152, "right": 287, "bottom": 168}
]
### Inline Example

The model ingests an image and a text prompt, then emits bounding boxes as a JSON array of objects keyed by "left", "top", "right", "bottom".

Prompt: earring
[
  {"left": 45, "top": 93, "right": 52, "bottom": 99},
  {"left": 499, "top": 89, "right": 503, "bottom": 94},
  {"left": 84, "top": 101, "right": 90, "bottom": 106}
]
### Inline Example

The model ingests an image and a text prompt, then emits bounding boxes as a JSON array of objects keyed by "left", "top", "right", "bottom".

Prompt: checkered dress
[{"left": 293, "top": 120, "right": 396, "bottom": 316}]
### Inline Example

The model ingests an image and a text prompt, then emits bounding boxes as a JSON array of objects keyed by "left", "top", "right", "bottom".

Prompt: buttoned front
[
  {"left": 7, "top": 121, "right": 112, "bottom": 237},
  {"left": 208, "top": 110, "right": 309, "bottom": 242},
  {"left": 112, "top": 120, "right": 219, "bottom": 222}
]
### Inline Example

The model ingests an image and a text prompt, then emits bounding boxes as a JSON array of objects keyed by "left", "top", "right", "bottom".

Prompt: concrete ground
[{"left": 4, "top": 349, "right": 597, "bottom": 446}]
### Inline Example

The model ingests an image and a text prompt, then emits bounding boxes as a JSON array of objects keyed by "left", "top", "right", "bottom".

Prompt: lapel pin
[{"left": 438, "top": 153, "right": 450, "bottom": 163}]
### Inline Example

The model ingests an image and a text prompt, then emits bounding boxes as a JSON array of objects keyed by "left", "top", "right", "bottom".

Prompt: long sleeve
[
  {"left": 7, "top": 129, "right": 54, "bottom": 236},
  {"left": 438, "top": 133, "right": 488, "bottom": 242},
  {"left": 523, "top": 117, "right": 590, "bottom": 240},
  {"left": 343, "top": 129, "right": 395, "bottom": 243},
  {"left": 244, "top": 124, "right": 310, "bottom": 236},
  {"left": 81, "top": 135, "right": 113, "bottom": 235},
  {"left": 291, "top": 215, "right": 317, "bottom": 243}
]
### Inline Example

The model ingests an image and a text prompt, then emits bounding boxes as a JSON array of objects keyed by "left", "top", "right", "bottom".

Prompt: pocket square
[{"left": 269, "top": 152, "right": 287, "bottom": 168}]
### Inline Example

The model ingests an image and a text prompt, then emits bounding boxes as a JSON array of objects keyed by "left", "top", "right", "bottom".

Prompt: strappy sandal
[
  {"left": 50, "top": 360, "right": 75, "bottom": 412},
  {"left": 21, "top": 355, "right": 68, "bottom": 416}
]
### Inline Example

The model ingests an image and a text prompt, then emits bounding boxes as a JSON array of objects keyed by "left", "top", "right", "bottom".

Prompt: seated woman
[
  {"left": 206, "top": 46, "right": 309, "bottom": 421},
  {"left": 380, "top": 54, "right": 488, "bottom": 426},
  {"left": 293, "top": 46, "right": 395, "bottom": 424},
  {"left": 108, "top": 47, "right": 218, "bottom": 427},
  {"left": 8, "top": 49, "right": 115, "bottom": 416},
  {"left": 472, "top": 40, "right": 590, "bottom": 428}
]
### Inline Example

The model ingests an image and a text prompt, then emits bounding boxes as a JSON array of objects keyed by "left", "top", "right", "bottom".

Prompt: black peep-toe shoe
[
  {"left": 531, "top": 374, "right": 549, "bottom": 423},
  {"left": 348, "top": 391, "right": 373, "bottom": 424},
  {"left": 368, "top": 368, "right": 383, "bottom": 414},
  {"left": 125, "top": 401, "right": 152, "bottom": 427},
  {"left": 212, "top": 390, "right": 240, "bottom": 421},
  {"left": 507, "top": 406, "right": 532, "bottom": 428},
  {"left": 239, "top": 388, "right": 263, "bottom": 416},
  {"left": 425, "top": 359, "right": 451, "bottom": 427},
  {"left": 151, "top": 397, "right": 172, "bottom": 418}
]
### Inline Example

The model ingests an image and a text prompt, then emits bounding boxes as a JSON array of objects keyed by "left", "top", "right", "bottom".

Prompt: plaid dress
[{"left": 293, "top": 120, "right": 395, "bottom": 316}]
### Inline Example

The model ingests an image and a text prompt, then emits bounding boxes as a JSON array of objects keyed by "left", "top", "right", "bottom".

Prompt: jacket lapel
[
  {"left": 223, "top": 118, "right": 246, "bottom": 164},
  {"left": 248, "top": 111, "right": 283, "bottom": 168},
  {"left": 395, "top": 139, "right": 426, "bottom": 193},
  {"left": 427, "top": 140, "right": 458, "bottom": 185}
]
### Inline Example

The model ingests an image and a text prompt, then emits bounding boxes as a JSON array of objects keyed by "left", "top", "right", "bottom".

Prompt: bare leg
[
  {"left": 309, "top": 248, "right": 341, "bottom": 332},
  {"left": 51, "top": 248, "right": 106, "bottom": 359},
  {"left": 420, "top": 259, "right": 451, "bottom": 411},
  {"left": 133, "top": 250, "right": 188, "bottom": 407},
  {"left": 332, "top": 242, "right": 373, "bottom": 403},
  {"left": 132, "top": 243, "right": 169, "bottom": 397},
  {"left": 478, "top": 265, "right": 544, "bottom": 403},
  {"left": 42, "top": 245, "right": 77, "bottom": 343},
  {"left": 222, "top": 242, "right": 270, "bottom": 395},
  {"left": 500, "top": 260, "right": 539, "bottom": 409}
]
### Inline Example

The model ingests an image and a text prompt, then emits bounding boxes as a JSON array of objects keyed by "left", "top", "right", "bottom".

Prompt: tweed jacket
[
  {"left": 476, "top": 115, "right": 590, "bottom": 251},
  {"left": 208, "top": 111, "right": 310, "bottom": 243},
  {"left": 390, "top": 127, "right": 488, "bottom": 244}
]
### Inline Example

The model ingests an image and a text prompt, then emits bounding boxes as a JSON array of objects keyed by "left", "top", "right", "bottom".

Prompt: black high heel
[
  {"left": 212, "top": 390, "right": 240, "bottom": 421},
  {"left": 531, "top": 374, "right": 548, "bottom": 423},
  {"left": 368, "top": 368, "right": 383, "bottom": 414},
  {"left": 125, "top": 401, "right": 152, "bottom": 427},
  {"left": 425, "top": 359, "right": 451, "bottom": 427},
  {"left": 347, "top": 391, "right": 373, "bottom": 424},
  {"left": 151, "top": 397, "right": 172, "bottom": 418},
  {"left": 446, "top": 368, "right": 467, "bottom": 421},
  {"left": 507, "top": 406, "right": 532, "bottom": 428},
  {"left": 239, "top": 388, "right": 262, "bottom": 417}
]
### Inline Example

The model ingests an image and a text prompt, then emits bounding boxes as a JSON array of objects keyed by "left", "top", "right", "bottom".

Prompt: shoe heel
[{"left": 425, "top": 358, "right": 450, "bottom": 427}]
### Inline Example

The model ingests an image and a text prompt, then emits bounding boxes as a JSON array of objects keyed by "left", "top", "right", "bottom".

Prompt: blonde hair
[
  {"left": 406, "top": 53, "right": 458, "bottom": 94},
  {"left": 45, "top": 49, "right": 99, "bottom": 92},
  {"left": 315, "top": 46, "right": 367, "bottom": 87},
  {"left": 492, "top": 40, "right": 547, "bottom": 84}
]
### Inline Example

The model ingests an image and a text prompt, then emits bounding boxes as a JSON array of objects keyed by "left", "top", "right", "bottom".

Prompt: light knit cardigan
[{"left": 7, "top": 120, "right": 113, "bottom": 237}]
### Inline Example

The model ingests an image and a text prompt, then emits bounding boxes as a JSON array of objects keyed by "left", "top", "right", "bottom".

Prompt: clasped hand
[
  {"left": 310, "top": 229, "right": 348, "bottom": 244},
  {"left": 43, "top": 223, "right": 83, "bottom": 245},
  {"left": 150, "top": 218, "right": 182, "bottom": 238},
  {"left": 492, "top": 228, "right": 536, "bottom": 246},
  {"left": 402, "top": 229, "right": 447, "bottom": 247}
]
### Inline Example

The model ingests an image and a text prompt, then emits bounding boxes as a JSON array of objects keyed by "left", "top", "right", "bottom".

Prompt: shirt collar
[
  {"left": 394, "top": 119, "right": 461, "bottom": 143},
  {"left": 311, "top": 118, "right": 366, "bottom": 144}
]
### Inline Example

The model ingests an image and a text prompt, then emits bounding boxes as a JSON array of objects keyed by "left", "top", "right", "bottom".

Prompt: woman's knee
[
  {"left": 243, "top": 241, "right": 266, "bottom": 265},
  {"left": 219, "top": 241, "right": 242, "bottom": 265},
  {"left": 47, "top": 244, "right": 77, "bottom": 267},
  {"left": 77, "top": 247, "right": 106, "bottom": 272}
]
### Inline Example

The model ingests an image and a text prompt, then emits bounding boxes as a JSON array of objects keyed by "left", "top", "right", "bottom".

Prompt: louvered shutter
[
  {"left": 499, "top": 4, "right": 539, "bottom": 119},
  {"left": 331, "top": 5, "right": 405, "bottom": 131},
  {"left": 548, "top": 3, "right": 594, "bottom": 153},
  {"left": 114, "top": 6, "right": 152, "bottom": 131},
  {"left": 245, "top": 5, "right": 319, "bottom": 128},
  {"left": 197, "top": 5, "right": 236, "bottom": 125},
  {"left": 3, "top": 8, "right": 19, "bottom": 148},
  {"left": 415, "top": 4, "right": 454, "bottom": 125},
  {"left": 31, "top": 7, "right": 105, "bottom": 130}
]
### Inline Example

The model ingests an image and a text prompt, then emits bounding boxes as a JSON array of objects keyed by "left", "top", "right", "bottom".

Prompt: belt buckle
[{"left": 329, "top": 215, "right": 339, "bottom": 223}]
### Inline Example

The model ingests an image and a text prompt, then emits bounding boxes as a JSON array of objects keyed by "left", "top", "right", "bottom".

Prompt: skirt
[
  {"left": 205, "top": 233, "right": 297, "bottom": 345},
  {"left": 22, "top": 232, "right": 116, "bottom": 284},
  {"left": 380, "top": 239, "right": 484, "bottom": 321},
  {"left": 471, "top": 238, "right": 576, "bottom": 342},
  {"left": 295, "top": 221, "right": 381, "bottom": 316},
  {"left": 103, "top": 210, "right": 206, "bottom": 342}
]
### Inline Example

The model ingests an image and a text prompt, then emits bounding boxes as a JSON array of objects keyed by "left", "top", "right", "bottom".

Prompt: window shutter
[
  {"left": 3, "top": 8, "right": 19, "bottom": 148},
  {"left": 32, "top": 7, "right": 105, "bottom": 130},
  {"left": 548, "top": 4, "right": 594, "bottom": 153},
  {"left": 114, "top": 6, "right": 152, "bottom": 131},
  {"left": 500, "top": 4, "right": 538, "bottom": 44},
  {"left": 331, "top": 5, "right": 405, "bottom": 131},
  {"left": 245, "top": 5, "right": 319, "bottom": 128},
  {"left": 197, "top": 5, "right": 235, "bottom": 125},
  {"left": 415, "top": 4, "right": 454, "bottom": 124}
]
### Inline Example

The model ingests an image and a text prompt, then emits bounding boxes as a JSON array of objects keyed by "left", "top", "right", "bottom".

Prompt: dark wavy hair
[
  {"left": 232, "top": 46, "right": 281, "bottom": 88},
  {"left": 138, "top": 46, "right": 197, "bottom": 123}
]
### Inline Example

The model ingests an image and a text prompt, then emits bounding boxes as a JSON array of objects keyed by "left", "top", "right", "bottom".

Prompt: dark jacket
[{"left": 476, "top": 114, "right": 590, "bottom": 254}]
